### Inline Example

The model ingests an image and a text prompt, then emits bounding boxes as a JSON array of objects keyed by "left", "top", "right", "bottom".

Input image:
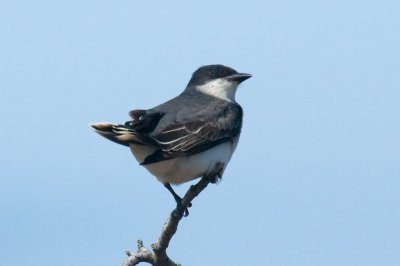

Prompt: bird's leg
[
  {"left": 164, "top": 183, "right": 191, "bottom": 217},
  {"left": 163, "top": 163, "right": 224, "bottom": 217},
  {"left": 164, "top": 183, "right": 183, "bottom": 204}
]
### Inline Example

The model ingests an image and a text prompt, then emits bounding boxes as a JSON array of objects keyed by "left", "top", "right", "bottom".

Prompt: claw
[
  {"left": 164, "top": 183, "right": 192, "bottom": 217},
  {"left": 176, "top": 198, "right": 191, "bottom": 217}
]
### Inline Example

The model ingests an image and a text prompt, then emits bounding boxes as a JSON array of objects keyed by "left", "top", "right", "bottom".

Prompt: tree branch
[{"left": 122, "top": 163, "right": 224, "bottom": 266}]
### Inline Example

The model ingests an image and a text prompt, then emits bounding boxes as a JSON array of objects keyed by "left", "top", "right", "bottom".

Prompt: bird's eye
[{"left": 208, "top": 67, "right": 216, "bottom": 76}]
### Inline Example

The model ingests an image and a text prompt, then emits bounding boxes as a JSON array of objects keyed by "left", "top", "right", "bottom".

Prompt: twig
[{"left": 122, "top": 163, "right": 224, "bottom": 266}]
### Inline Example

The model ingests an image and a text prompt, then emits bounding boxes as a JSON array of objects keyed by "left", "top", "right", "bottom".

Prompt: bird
[{"left": 91, "top": 64, "right": 251, "bottom": 216}]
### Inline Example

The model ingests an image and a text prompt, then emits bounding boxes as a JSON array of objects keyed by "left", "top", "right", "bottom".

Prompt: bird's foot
[
  {"left": 175, "top": 198, "right": 192, "bottom": 217},
  {"left": 164, "top": 183, "right": 192, "bottom": 217}
]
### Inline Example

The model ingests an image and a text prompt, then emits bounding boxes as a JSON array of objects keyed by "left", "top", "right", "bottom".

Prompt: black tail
[{"left": 91, "top": 122, "right": 145, "bottom": 147}]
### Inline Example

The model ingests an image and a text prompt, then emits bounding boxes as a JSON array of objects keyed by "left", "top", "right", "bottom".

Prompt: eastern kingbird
[{"left": 92, "top": 64, "right": 251, "bottom": 215}]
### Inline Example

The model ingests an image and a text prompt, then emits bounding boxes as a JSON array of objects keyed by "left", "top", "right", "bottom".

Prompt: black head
[{"left": 187, "top": 64, "right": 251, "bottom": 87}]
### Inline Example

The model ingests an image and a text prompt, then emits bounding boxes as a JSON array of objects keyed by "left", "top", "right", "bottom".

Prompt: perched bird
[{"left": 92, "top": 64, "right": 251, "bottom": 215}]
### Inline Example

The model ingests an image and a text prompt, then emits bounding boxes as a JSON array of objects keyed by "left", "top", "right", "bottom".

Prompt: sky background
[{"left": 1, "top": 1, "right": 399, "bottom": 265}]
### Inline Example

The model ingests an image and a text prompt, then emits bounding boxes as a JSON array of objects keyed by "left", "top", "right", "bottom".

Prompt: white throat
[{"left": 195, "top": 78, "right": 238, "bottom": 102}]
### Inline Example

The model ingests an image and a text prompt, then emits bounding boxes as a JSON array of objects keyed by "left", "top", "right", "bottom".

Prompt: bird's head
[{"left": 186, "top": 64, "right": 252, "bottom": 102}]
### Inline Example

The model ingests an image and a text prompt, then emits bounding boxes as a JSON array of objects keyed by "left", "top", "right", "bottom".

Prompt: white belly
[{"left": 130, "top": 138, "right": 238, "bottom": 184}]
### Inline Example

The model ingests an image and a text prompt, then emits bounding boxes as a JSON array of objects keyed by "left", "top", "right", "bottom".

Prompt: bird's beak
[{"left": 226, "top": 73, "right": 252, "bottom": 83}]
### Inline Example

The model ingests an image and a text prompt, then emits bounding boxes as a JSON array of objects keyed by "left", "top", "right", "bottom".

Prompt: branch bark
[{"left": 122, "top": 163, "right": 223, "bottom": 266}]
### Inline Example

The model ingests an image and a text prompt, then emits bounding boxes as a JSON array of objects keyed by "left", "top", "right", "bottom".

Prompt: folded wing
[{"left": 140, "top": 104, "right": 243, "bottom": 165}]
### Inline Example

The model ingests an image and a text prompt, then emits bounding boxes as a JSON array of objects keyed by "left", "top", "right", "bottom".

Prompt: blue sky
[{"left": 1, "top": 1, "right": 399, "bottom": 265}]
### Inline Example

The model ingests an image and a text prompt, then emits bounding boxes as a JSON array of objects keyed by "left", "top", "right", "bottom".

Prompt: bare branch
[
  {"left": 122, "top": 163, "right": 224, "bottom": 266},
  {"left": 122, "top": 240, "right": 155, "bottom": 266}
]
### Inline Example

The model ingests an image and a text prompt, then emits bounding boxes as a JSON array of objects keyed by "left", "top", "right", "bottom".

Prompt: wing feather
[{"left": 141, "top": 103, "right": 243, "bottom": 165}]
